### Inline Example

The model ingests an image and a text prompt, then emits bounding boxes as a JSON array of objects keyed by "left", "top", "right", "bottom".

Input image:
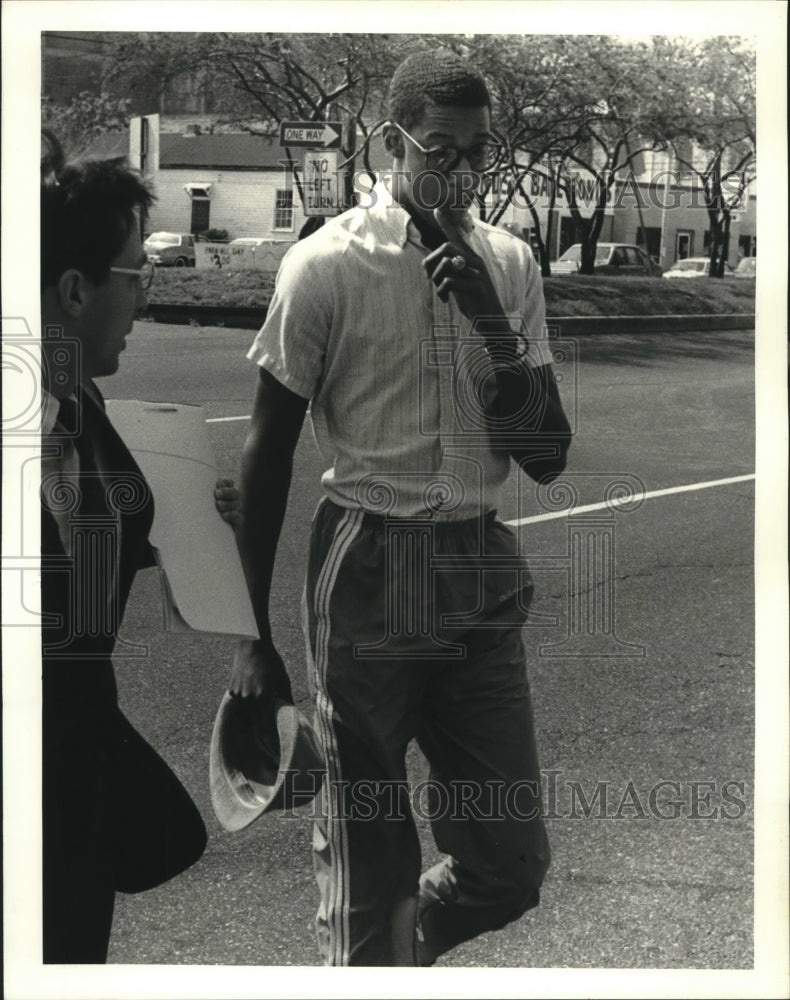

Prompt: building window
[
  {"left": 274, "top": 189, "right": 294, "bottom": 231},
  {"left": 675, "top": 230, "right": 694, "bottom": 261},
  {"left": 184, "top": 182, "right": 212, "bottom": 237},
  {"left": 636, "top": 226, "right": 661, "bottom": 263},
  {"left": 190, "top": 198, "right": 210, "bottom": 236},
  {"left": 558, "top": 215, "right": 576, "bottom": 258}
]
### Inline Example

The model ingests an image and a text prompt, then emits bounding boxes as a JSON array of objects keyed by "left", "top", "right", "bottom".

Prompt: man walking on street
[
  {"left": 233, "top": 51, "right": 571, "bottom": 965},
  {"left": 40, "top": 134, "right": 237, "bottom": 962}
]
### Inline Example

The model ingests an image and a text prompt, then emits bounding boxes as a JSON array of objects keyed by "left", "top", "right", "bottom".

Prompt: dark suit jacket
[
  {"left": 41, "top": 380, "right": 206, "bottom": 903},
  {"left": 41, "top": 379, "right": 155, "bottom": 712}
]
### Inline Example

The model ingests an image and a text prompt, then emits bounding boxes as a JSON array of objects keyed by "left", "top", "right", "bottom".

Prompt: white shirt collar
[{"left": 369, "top": 177, "right": 476, "bottom": 251}]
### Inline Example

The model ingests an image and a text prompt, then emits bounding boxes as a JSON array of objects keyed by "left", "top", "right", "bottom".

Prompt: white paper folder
[{"left": 105, "top": 400, "right": 257, "bottom": 638}]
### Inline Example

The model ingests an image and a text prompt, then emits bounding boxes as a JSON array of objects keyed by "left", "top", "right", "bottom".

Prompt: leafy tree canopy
[{"left": 41, "top": 91, "right": 131, "bottom": 159}]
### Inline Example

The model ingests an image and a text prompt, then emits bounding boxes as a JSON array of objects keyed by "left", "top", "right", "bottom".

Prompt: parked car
[
  {"left": 552, "top": 242, "right": 662, "bottom": 277},
  {"left": 732, "top": 256, "right": 756, "bottom": 279},
  {"left": 229, "top": 237, "right": 270, "bottom": 247},
  {"left": 228, "top": 237, "right": 293, "bottom": 249},
  {"left": 664, "top": 256, "right": 735, "bottom": 279},
  {"left": 143, "top": 232, "right": 196, "bottom": 267},
  {"left": 664, "top": 257, "right": 713, "bottom": 279}
]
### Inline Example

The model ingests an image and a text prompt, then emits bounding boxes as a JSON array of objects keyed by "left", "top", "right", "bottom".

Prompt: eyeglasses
[
  {"left": 109, "top": 260, "right": 155, "bottom": 291},
  {"left": 391, "top": 121, "right": 503, "bottom": 173}
]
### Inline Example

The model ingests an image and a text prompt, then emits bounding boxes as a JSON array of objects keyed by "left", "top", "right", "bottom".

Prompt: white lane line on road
[
  {"left": 505, "top": 474, "right": 755, "bottom": 527},
  {"left": 205, "top": 415, "right": 250, "bottom": 423},
  {"left": 197, "top": 429, "right": 756, "bottom": 525}
]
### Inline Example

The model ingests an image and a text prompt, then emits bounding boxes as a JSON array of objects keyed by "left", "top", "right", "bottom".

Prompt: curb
[
  {"left": 549, "top": 314, "right": 755, "bottom": 335},
  {"left": 145, "top": 303, "right": 756, "bottom": 335},
  {"left": 146, "top": 303, "right": 266, "bottom": 329}
]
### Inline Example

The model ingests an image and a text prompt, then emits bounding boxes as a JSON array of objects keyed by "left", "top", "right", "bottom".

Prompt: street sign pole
[
  {"left": 279, "top": 120, "right": 344, "bottom": 218},
  {"left": 279, "top": 121, "right": 343, "bottom": 150},
  {"left": 303, "top": 150, "right": 340, "bottom": 217}
]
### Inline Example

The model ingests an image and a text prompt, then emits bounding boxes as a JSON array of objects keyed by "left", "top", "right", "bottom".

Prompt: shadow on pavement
[{"left": 568, "top": 329, "right": 755, "bottom": 368}]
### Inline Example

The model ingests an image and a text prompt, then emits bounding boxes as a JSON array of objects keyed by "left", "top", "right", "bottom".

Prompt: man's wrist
[
  {"left": 475, "top": 316, "right": 523, "bottom": 363},
  {"left": 475, "top": 316, "right": 513, "bottom": 336}
]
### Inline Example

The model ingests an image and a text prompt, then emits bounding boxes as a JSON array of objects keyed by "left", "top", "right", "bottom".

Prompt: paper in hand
[{"left": 105, "top": 400, "right": 257, "bottom": 638}]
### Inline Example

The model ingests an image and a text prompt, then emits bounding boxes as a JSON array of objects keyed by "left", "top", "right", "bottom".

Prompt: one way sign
[{"left": 279, "top": 121, "right": 343, "bottom": 149}]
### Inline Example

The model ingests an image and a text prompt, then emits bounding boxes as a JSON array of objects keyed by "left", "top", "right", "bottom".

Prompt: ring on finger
[{"left": 450, "top": 255, "right": 467, "bottom": 272}]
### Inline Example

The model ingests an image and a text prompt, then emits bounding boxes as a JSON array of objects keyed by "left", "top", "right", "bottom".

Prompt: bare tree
[
  {"left": 105, "top": 32, "right": 419, "bottom": 210},
  {"left": 101, "top": 32, "right": 754, "bottom": 274},
  {"left": 457, "top": 35, "right": 683, "bottom": 274},
  {"left": 661, "top": 37, "right": 756, "bottom": 277}
]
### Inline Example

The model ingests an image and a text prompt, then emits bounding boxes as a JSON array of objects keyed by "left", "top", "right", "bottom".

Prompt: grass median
[
  {"left": 542, "top": 275, "right": 755, "bottom": 317},
  {"left": 147, "top": 269, "right": 277, "bottom": 308},
  {"left": 147, "top": 268, "right": 755, "bottom": 318}
]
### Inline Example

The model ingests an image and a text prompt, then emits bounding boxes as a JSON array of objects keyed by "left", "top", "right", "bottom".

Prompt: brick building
[
  {"left": 87, "top": 124, "right": 757, "bottom": 266},
  {"left": 489, "top": 148, "right": 756, "bottom": 270},
  {"left": 46, "top": 33, "right": 755, "bottom": 266},
  {"left": 88, "top": 128, "right": 310, "bottom": 242}
]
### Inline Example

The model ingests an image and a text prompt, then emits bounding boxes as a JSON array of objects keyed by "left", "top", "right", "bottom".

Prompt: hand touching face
[{"left": 421, "top": 207, "right": 507, "bottom": 324}]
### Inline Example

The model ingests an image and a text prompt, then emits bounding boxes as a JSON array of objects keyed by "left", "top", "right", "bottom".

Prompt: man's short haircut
[
  {"left": 388, "top": 51, "right": 491, "bottom": 131},
  {"left": 41, "top": 130, "right": 155, "bottom": 290}
]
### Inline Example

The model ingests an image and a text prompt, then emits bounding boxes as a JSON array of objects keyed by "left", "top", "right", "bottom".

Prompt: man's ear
[
  {"left": 56, "top": 269, "right": 90, "bottom": 318},
  {"left": 383, "top": 124, "right": 405, "bottom": 159}
]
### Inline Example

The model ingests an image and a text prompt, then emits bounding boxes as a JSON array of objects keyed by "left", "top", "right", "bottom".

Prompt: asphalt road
[{"left": 97, "top": 321, "right": 755, "bottom": 971}]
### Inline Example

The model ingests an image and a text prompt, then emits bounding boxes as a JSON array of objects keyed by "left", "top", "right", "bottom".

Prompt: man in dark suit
[{"left": 39, "top": 135, "right": 234, "bottom": 963}]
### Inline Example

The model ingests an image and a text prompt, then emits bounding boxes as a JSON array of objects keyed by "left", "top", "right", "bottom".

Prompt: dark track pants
[{"left": 303, "top": 499, "right": 551, "bottom": 966}]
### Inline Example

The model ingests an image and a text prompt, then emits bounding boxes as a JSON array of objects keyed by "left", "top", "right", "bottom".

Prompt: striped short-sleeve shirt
[{"left": 247, "top": 181, "right": 553, "bottom": 520}]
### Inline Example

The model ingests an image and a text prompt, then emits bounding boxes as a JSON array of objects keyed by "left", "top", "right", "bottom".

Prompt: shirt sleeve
[
  {"left": 519, "top": 243, "right": 554, "bottom": 369},
  {"left": 246, "top": 242, "right": 334, "bottom": 400}
]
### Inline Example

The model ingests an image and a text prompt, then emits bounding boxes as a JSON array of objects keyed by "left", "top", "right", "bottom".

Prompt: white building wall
[{"left": 145, "top": 168, "right": 308, "bottom": 240}]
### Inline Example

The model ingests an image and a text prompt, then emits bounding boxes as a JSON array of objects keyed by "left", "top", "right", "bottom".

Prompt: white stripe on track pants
[{"left": 303, "top": 499, "right": 551, "bottom": 966}]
